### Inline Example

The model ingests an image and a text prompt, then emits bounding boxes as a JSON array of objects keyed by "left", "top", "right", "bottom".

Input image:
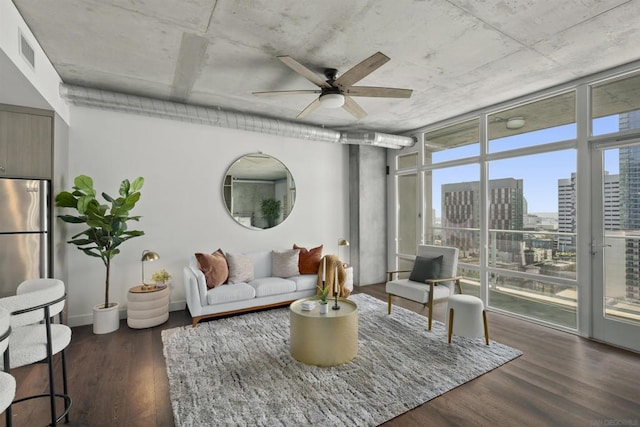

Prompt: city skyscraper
[
  {"left": 442, "top": 178, "right": 524, "bottom": 259},
  {"left": 557, "top": 174, "right": 576, "bottom": 250},
  {"left": 604, "top": 173, "right": 620, "bottom": 230},
  {"left": 557, "top": 172, "right": 620, "bottom": 251},
  {"left": 619, "top": 111, "right": 640, "bottom": 300},
  {"left": 619, "top": 112, "right": 640, "bottom": 230}
]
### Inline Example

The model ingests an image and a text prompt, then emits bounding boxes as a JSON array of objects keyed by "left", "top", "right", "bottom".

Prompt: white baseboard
[{"left": 67, "top": 299, "right": 187, "bottom": 328}]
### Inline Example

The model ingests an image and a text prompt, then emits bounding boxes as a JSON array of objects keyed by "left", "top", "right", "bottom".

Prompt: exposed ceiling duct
[
  {"left": 59, "top": 84, "right": 415, "bottom": 149},
  {"left": 340, "top": 131, "right": 417, "bottom": 149}
]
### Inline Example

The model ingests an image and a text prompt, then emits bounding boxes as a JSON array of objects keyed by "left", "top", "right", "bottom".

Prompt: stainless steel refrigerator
[{"left": 0, "top": 178, "right": 49, "bottom": 297}]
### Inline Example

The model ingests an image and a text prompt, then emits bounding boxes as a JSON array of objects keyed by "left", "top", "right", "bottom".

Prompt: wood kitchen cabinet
[{"left": 0, "top": 107, "right": 53, "bottom": 179}]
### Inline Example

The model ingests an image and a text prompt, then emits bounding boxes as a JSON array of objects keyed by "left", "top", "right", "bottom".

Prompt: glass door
[{"left": 591, "top": 144, "right": 640, "bottom": 352}]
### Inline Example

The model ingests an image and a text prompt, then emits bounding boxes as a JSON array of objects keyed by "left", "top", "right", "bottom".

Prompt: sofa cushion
[
  {"left": 251, "top": 251, "right": 272, "bottom": 279},
  {"left": 289, "top": 274, "right": 318, "bottom": 292},
  {"left": 386, "top": 278, "right": 451, "bottom": 303},
  {"left": 272, "top": 249, "right": 300, "bottom": 278},
  {"left": 195, "top": 249, "right": 228, "bottom": 289},
  {"left": 206, "top": 283, "right": 256, "bottom": 305},
  {"left": 249, "top": 277, "right": 296, "bottom": 297},
  {"left": 293, "top": 244, "right": 323, "bottom": 274},
  {"left": 226, "top": 252, "right": 254, "bottom": 284}
]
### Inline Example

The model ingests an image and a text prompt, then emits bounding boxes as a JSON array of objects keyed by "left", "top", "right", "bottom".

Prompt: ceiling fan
[{"left": 252, "top": 52, "right": 413, "bottom": 120}]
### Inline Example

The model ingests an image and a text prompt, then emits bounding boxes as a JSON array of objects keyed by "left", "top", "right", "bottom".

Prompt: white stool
[{"left": 446, "top": 294, "right": 489, "bottom": 345}]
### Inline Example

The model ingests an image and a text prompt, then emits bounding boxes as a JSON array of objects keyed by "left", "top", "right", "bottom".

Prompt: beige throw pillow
[
  {"left": 226, "top": 252, "right": 254, "bottom": 283},
  {"left": 272, "top": 249, "right": 300, "bottom": 278}
]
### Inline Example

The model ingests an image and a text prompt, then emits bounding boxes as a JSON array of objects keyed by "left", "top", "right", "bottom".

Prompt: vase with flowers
[{"left": 152, "top": 269, "right": 171, "bottom": 288}]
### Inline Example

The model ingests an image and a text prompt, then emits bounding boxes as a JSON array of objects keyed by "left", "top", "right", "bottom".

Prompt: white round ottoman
[{"left": 446, "top": 294, "right": 489, "bottom": 345}]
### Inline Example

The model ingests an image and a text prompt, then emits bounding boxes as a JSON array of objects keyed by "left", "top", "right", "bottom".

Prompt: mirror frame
[{"left": 222, "top": 153, "right": 296, "bottom": 230}]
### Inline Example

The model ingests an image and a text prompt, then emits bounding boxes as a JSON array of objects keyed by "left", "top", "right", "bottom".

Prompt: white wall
[
  {"left": 0, "top": 0, "right": 69, "bottom": 121},
  {"left": 63, "top": 106, "right": 350, "bottom": 326}
]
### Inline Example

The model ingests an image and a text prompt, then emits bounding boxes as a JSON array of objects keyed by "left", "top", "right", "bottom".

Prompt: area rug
[{"left": 162, "top": 293, "right": 522, "bottom": 426}]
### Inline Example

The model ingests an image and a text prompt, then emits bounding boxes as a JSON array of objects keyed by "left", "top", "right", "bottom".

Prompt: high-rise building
[
  {"left": 619, "top": 111, "right": 640, "bottom": 301},
  {"left": 604, "top": 173, "right": 620, "bottom": 230},
  {"left": 619, "top": 113, "right": 640, "bottom": 230},
  {"left": 558, "top": 172, "right": 619, "bottom": 251},
  {"left": 442, "top": 178, "right": 524, "bottom": 259},
  {"left": 557, "top": 174, "right": 576, "bottom": 250}
]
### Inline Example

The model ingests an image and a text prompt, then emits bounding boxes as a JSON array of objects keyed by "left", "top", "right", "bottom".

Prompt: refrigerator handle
[
  {"left": 41, "top": 180, "right": 49, "bottom": 232},
  {"left": 40, "top": 180, "right": 49, "bottom": 277},
  {"left": 41, "top": 231, "right": 49, "bottom": 278}
]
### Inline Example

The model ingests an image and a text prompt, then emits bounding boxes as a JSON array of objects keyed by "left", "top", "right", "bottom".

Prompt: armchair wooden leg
[
  {"left": 483, "top": 310, "right": 490, "bottom": 345},
  {"left": 448, "top": 308, "right": 454, "bottom": 343},
  {"left": 427, "top": 301, "right": 433, "bottom": 330},
  {"left": 387, "top": 294, "right": 392, "bottom": 315}
]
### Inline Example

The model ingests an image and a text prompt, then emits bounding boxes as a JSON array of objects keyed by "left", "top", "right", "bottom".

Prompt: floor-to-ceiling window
[
  {"left": 389, "top": 63, "right": 640, "bottom": 344},
  {"left": 485, "top": 92, "right": 578, "bottom": 328},
  {"left": 590, "top": 72, "right": 640, "bottom": 351}
]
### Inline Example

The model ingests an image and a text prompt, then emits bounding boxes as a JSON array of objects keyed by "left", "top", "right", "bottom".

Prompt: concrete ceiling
[{"left": 11, "top": 0, "right": 640, "bottom": 134}]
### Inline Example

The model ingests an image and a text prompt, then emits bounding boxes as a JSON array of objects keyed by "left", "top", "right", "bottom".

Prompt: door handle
[{"left": 590, "top": 240, "right": 611, "bottom": 255}]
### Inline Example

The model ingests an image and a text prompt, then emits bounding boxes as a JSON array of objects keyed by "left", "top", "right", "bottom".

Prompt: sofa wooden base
[{"left": 190, "top": 299, "right": 298, "bottom": 327}]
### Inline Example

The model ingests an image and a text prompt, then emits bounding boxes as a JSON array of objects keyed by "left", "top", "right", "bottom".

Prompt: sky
[{"left": 430, "top": 115, "right": 620, "bottom": 217}]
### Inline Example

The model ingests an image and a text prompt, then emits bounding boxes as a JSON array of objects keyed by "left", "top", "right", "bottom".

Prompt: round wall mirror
[{"left": 223, "top": 153, "right": 296, "bottom": 229}]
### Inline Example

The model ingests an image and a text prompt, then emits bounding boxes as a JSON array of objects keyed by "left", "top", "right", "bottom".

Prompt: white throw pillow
[
  {"left": 226, "top": 252, "right": 254, "bottom": 283},
  {"left": 272, "top": 249, "right": 300, "bottom": 278}
]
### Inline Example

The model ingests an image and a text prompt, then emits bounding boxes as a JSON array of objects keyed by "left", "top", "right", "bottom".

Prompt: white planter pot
[
  {"left": 93, "top": 302, "right": 120, "bottom": 334},
  {"left": 319, "top": 303, "right": 328, "bottom": 314}
]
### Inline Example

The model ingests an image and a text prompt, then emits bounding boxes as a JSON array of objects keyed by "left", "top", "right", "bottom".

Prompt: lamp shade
[
  {"left": 141, "top": 250, "right": 160, "bottom": 262},
  {"left": 319, "top": 93, "right": 345, "bottom": 108}
]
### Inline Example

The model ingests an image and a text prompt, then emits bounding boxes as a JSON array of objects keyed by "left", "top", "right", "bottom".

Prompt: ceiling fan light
[{"left": 319, "top": 93, "right": 345, "bottom": 108}]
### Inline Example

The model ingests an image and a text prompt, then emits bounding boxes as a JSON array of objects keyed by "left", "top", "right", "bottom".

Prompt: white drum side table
[{"left": 127, "top": 285, "right": 170, "bottom": 329}]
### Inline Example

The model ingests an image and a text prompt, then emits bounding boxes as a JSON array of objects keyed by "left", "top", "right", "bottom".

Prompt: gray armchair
[{"left": 386, "top": 245, "right": 462, "bottom": 330}]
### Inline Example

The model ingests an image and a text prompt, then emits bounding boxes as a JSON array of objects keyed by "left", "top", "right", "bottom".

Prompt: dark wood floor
[{"left": 3, "top": 284, "right": 640, "bottom": 426}]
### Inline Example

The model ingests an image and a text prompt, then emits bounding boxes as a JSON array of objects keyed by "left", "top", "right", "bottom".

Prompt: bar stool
[
  {"left": 446, "top": 294, "right": 489, "bottom": 345},
  {"left": 0, "top": 278, "right": 72, "bottom": 426},
  {"left": 0, "top": 307, "right": 15, "bottom": 420}
]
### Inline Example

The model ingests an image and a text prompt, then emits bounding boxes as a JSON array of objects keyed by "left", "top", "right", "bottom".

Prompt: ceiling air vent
[{"left": 19, "top": 30, "right": 35, "bottom": 69}]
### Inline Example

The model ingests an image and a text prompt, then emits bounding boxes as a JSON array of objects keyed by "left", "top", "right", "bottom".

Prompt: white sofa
[{"left": 183, "top": 250, "right": 318, "bottom": 327}]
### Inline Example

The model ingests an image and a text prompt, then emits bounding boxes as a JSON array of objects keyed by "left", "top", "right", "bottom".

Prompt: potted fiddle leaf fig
[
  {"left": 55, "top": 175, "right": 145, "bottom": 334},
  {"left": 260, "top": 198, "right": 281, "bottom": 228}
]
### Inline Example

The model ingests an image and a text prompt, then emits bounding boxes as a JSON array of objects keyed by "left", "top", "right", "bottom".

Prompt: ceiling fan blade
[
  {"left": 334, "top": 52, "right": 390, "bottom": 89},
  {"left": 296, "top": 98, "right": 322, "bottom": 119},
  {"left": 342, "top": 96, "right": 367, "bottom": 120},
  {"left": 278, "top": 56, "right": 331, "bottom": 88},
  {"left": 253, "top": 90, "right": 321, "bottom": 97},
  {"left": 346, "top": 86, "right": 413, "bottom": 98}
]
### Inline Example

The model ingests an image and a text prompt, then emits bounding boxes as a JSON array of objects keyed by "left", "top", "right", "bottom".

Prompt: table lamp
[{"left": 141, "top": 249, "right": 160, "bottom": 286}]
